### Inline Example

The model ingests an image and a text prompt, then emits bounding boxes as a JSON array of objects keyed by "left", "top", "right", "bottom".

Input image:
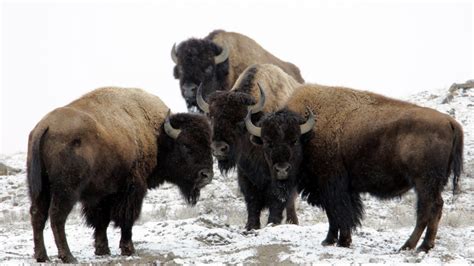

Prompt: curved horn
[
  {"left": 244, "top": 110, "right": 262, "bottom": 137},
  {"left": 196, "top": 83, "right": 210, "bottom": 113},
  {"left": 300, "top": 107, "right": 315, "bottom": 135},
  {"left": 247, "top": 82, "right": 266, "bottom": 114},
  {"left": 214, "top": 45, "right": 229, "bottom": 65},
  {"left": 164, "top": 110, "right": 181, "bottom": 139},
  {"left": 171, "top": 43, "right": 178, "bottom": 64}
]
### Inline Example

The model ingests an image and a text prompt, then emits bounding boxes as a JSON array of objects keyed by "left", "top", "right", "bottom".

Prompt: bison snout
[
  {"left": 198, "top": 168, "right": 213, "bottom": 187},
  {"left": 274, "top": 163, "right": 291, "bottom": 180},
  {"left": 182, "top": 82, "right": 198, "bottom": 99},
  {"left": 211, "top": 141, "right": 230, "bottom": 159}
]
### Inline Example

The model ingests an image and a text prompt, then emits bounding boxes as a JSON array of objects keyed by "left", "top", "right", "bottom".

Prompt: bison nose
[
  {"left": 198, "top": 169, "right": 213, "bottom": 187},
  {"left": 182, "top": 82, "right": 198, "bottom": 99},
  {"left": 211, "top": 141, "right": 230, "bottom": 158},
  {"left": 273, "top": 163, "right": 291, "bottom": 180}
]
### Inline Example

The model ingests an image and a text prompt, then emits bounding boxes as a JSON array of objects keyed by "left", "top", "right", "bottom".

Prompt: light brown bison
[
  {"left": 197, "top": 64, "right": 302, "bottom": 230},
  {"left": 171, "top": 30, "right": 305, "bottom": 111},
  {"left": 27, "top": 87, "right": 213, "bottom": 263},
  {"left": 246, "top": 84, "right": 463, "bottom": 252}
]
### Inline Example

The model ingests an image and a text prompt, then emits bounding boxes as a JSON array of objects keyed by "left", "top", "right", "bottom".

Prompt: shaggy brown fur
[
  {"left": 252, "top": 84, "right": 463, "bottom": 251},
  {"left": 27, "top": 87, "right": 213, "bottom": 263},
  {"left": 173, "top": 30, "right": 304, "bottom": 111},
  {"left": 210, "top": 30, "right": 305, "bottom": 87},
  {"left": 202, "top": 64, "right": 302, "bottom": 229}
]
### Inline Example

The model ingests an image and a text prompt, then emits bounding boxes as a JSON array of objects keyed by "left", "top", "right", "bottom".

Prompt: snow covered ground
[{"left": 0, "top": 87, "right": 473, "bottom": 264}]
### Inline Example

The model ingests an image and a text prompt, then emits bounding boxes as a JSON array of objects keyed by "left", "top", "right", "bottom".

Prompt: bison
[
  {"left": 197, "top": 64, "right": 302, "bottom": 230},
  {"left": 245, "top": 84, "right": 464, "bottom": 252},
  {"left": 171, "top": 30, "right": 305, "bottom": 112},
  {"left": 27, "top": 87, "right": 213, "bottom": 263}
]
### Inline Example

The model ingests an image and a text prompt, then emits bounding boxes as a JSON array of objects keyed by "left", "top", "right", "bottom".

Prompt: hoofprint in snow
[{"left": 1, "top": 87, "right": 473, "bottom": 264}]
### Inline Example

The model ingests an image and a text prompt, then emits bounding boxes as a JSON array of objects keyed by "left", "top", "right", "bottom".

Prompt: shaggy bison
[
  {"left": 197, "top": 64, "right": 301, "bottom": 230},
  {"left": 171, "top": 30, "right": 304, "bottom": 111},
  {"left": 27, "top": 87, "right": 213, "bottom": 263},
  {"left": 245, "top": 84, "right": 463, "bottom": 252}
]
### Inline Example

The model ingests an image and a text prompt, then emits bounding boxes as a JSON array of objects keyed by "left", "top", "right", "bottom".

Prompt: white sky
[{"left": 1, "top": 0, "right": 473, "bottom": 154}]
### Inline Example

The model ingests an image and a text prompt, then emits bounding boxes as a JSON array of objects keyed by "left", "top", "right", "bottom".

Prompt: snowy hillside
[{"left": 0, "top": 87, "right": 473, "bottom": 264}]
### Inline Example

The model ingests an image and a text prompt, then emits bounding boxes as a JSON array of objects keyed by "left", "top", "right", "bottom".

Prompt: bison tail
[
  {"left": 27, "top": 127, "right": 49, "bottom": 199},
  {"left": 450, "top": 120, "right": 464, "bottom": 195}
]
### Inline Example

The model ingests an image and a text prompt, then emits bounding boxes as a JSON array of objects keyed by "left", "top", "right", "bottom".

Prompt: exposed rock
[
  {"left": 442, "top": 80, "right": 474, "bottom": 104},
  {"left": 0, "top": 162, "right": 21, "bottom": 176}
]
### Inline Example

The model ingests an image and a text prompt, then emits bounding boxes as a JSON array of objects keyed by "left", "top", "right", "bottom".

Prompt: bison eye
[
  {"left": 265, "top": 141, "right": 273, "bottom": 148},
  {"left": 236, "top": 121, "right": 245, "bottom": 132},
  {"left": 204, "top": 66, "right": 213, "bottom": 75},
  {"left": 181, "top": 144, "right": 192, "bottom": 154},
  {"left": 291, "top": 139, "right": 298, "bottom": 146}
]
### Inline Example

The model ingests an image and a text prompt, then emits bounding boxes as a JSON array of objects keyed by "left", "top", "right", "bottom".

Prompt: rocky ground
[{"left": 0, "top": 86, "right": 473, "bottom": 264}]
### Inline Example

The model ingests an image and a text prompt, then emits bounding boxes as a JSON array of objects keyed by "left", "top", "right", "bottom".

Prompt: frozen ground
[{"left": 0, "top": 87, "right": 473, "bottom": 264}]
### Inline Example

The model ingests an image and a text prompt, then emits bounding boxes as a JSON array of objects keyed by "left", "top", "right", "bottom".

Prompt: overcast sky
[{"left": 1, "top": 0, "right": 473, "bottom": 154}]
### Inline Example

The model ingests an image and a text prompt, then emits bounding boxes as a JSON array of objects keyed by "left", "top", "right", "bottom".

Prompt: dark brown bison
[
  {"left": 245, "top": 84, "right": 463, "bottom": 252},
  {"left": 197, "top": 64, "right": 301, "bottom": 230},
  {"left": 171, "top": 30, "right": 305, "bottom": 111},
  {"left": 27, "top": 87, "right": 213, "bottom": 263}
]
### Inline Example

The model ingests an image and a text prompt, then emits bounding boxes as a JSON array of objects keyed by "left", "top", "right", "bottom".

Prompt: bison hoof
[
  {"left": 416, "top": 243, "right": 434, "bottom": 253},
  {"left": 337, "top": 239, "right": 352, "bottom": 248},
  {"left": 321, "top": 238, "right": 337, "bottom": 246},
  {"left": 286, "top": 218, "right": 299, "bottom": 225},
  {"left": 120, "top": 242, "right": 135, "bottom": 256},
  {"left": 245, "top": 223, "right": 260, "bottom": 231},
  {"left": 59, "top": 254, "right": 78, "bottom": 264},
  {"left": 399, "top": 242, "right": 415, "bottom": 252},
  {"left": 95, "top": 245, "right": 111, "bottom": 256},
  {"left": 35, "top": 254, "right": 50, "bottom": 262}
]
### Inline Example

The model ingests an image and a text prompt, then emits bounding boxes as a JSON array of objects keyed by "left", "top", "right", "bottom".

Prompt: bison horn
[
  {"left": 300, "top": 107, "right": 315, "bottom": 135},
  {"left": 247, "top": 82, "right": 266, "bottom": 114},
  {"left": 244, "top": 110, "right": 262, "bottom": 137},
  {"left": 196, "top": 83, "right": 210, "bottom": 113},
  {"left": 171, "top": 43, "right": 178, "bottom": 64},
  {"left": 214, "top": 45, "right": 229, "bottom": 65},
  {"left": 164, "top": 109, "right": 182, "bottom": 139}
]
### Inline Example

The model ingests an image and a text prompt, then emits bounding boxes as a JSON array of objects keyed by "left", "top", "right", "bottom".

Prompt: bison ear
[
  {"left": 249, "top": 135, "right": 263, "bottom": 146},
  {"left": 173, "top": 66, "right": 180, "bottom": 79}
]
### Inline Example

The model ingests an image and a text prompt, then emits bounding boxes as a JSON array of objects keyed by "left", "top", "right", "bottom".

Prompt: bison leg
[
  {"left": 321, "top": 211, "right": 338, "bottom": 246},
  {"left": 50, "top": 193, "right": 78, "bottom": 263},
  {"left": 30, "top": 190, "right": 51, "bottom": 262},
  {"left": 267, "top": 200, "right": 285, "bottom": 226},
  {"left": 285, "top": 189, "right": 299, "bottom": 225},
  {"left": 417, "top": 193, "right": 444, "bottom": 252},
  {"left": 119, "top": 225, "right": 135, "bottom": 256},
  {"left": 337, "top": 227, "right": 352, "bottom": 247},
  {"left": 238, "top": 172, "right": 264, "bottom": 230},
  {"left": 245, "top": 197, "right": 264, "bottom": 230},
  {"left": 400, "top": 187, "right": 431, "bottom": 251},
  {"left": 114, "top": 180, "right": 147, "bottom": 257},
  {"left": 83, "top": 201, "right": 112, "bottom": 256}
]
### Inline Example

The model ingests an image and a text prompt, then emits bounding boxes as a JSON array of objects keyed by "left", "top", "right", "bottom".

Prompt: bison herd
[{"left": 27, "top": 30, "right": 464, "bottom": 263}]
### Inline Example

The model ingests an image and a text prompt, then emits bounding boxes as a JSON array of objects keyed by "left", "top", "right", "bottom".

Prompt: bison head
[
  {"left": 171, "top": 39, "right": 229, "bottom": 112},
  {"left": 158, "top": 111, "right": 214, "bottom": 205},
  {"left": 245, "top": 108, "right": 315, "bottom": 181},
  {"left": 196, "top": 84, "right": 265, "bottom": 174}
]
